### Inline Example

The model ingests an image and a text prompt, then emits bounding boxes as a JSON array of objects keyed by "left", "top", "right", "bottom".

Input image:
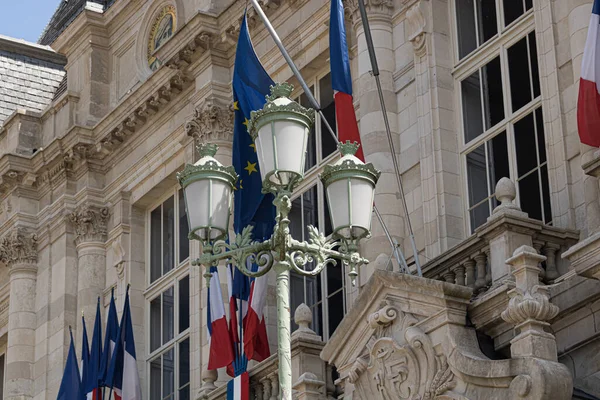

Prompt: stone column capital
[
  {"left": 69, "top": 204, "right": 110, "bottom": 245},
  {"left": 185, "top": 99, "right": 234, "bottom": 146},
  {"left": 0, "top": 227, "right": 37, "bottom": 268},
  {"left": 344, "top": 0, "right": 394, "bottom": 27}
]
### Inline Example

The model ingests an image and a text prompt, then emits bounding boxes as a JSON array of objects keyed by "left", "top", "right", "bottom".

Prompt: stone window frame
[
  {"left": 451, "top": 8, "right": 552, "bottom": 233},
  {"left": 144, "top": 186, "right": 191, "bottom": 400},
  {"left": 289, "top": 69, "right": 348, "bottom": 341}
]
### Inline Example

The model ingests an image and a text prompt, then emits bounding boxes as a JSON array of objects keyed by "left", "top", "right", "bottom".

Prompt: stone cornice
[
  {"left": 69, "top": 204, "right": 110, "bottom": 245},
  {"left": 0, "top": 227, "right": 38, "bottom": 267}
]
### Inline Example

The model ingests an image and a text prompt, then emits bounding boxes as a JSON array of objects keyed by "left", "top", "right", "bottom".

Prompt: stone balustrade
[{"left": 421, "top": 178, "right": 578, "bottom": 295}]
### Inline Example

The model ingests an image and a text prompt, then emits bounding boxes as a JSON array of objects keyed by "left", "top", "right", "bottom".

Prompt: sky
[{"left": 0, "top": 1, "right": 61, "bottom": 43}]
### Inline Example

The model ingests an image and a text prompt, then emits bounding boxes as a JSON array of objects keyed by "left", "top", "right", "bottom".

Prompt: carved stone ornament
[
  {"left": 185, "top": 100, "right": 234, "bottom": 144},
  {"left": 343, "top": 0, "right": 394, "bottom": 24},
  {"left": 501, "top": 285, "right": 559, "bottom": 328},
  {"left": 406, "top": 2, "right": 427, "bottom": 57},
  {"left": 0, "top": 227, "right": 38, "bottom": 267},
  {"left": 349, "top": 302, "right": 456, "bottom": 400},
  {"left": 69, "top": 205, "right": 110, "bottom": 245},
  {"left": 112, "top": 239, "right": 126, "bottom": 280}
]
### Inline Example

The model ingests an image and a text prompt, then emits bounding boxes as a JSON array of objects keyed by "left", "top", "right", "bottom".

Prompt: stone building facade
[{"left": 1, "top": 0, "right": 600, "bottom": 398}]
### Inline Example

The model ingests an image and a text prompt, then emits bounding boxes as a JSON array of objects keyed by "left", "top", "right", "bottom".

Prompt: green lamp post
[{"left": 178, "top": 83, "right": 380, "bottom": 400}]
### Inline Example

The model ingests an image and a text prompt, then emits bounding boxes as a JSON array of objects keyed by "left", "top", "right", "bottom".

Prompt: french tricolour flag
[
  {"left": 207, "top": 266, "right": 235, "bottom": 370},
  {"left": 330, "top": 0, "right": 365, "bottom": 161},
  {"left": 243, "top": 269, "right": 270, "bottom": 363},
  {"left": 105, "top": 287, "right": 142, "bottom": 400},
  {"left": 578, "top": 0, "right": 600, "bottom": 147},
  {"left": 227, "top": 371, "right": 250, "bottom": 400}
]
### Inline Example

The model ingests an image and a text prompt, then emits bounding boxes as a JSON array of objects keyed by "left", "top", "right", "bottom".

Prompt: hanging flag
[
  {"left": 226, "top": 264, "right": 248, "bottom": 377},
  {"left": 105, "top": 286, "right": 142, "bottom": 400},
  {"left": 578, "top": 0, "right": 600, "bottom": 147},
  {"left": 227, "top": 371, "right": 250, "bottom": 400},
  {"left": 99, "top": 288, "right": 118, "bottom": 388},
  {"left": 84, "top": 298, "right": 103, "bottom": 400},
  {"left": 330, "top": 0, "right": 365, "bottom": 161},
  {"left": 57, "top": 328, "right": 83, "bottom": 400},
  {"left": 230, "top": 10, "right": 273, "bottom": 374},
  {"left": 243, "top": 267, "right": 270, "bottom": 363},
  {"left": 81, "top": 315, "right": 91, "bottom": 390},
  {"left": 207, "top": 266, "right": 235, "bottom": 370}
]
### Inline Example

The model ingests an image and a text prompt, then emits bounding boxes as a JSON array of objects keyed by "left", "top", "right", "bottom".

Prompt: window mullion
[{"left": 473, "top": 0, "right": 481, "bottom": 47}]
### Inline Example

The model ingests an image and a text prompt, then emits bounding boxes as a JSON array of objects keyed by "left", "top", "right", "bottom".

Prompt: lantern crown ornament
[
  {"left": 320, "top": 141, "right": 381, "bottom": 240},
  {"left": 177, "top": 143, "right": 238, "bottom": 241},
  {"left": 247, "top": 83, "right": 316, "bottom": 191}
]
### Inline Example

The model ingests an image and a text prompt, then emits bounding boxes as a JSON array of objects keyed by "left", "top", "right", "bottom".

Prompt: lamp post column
[{"left": 274, "top": 261, "right": 292, "bottom": 400}]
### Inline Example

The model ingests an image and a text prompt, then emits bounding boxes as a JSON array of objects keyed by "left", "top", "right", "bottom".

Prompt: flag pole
[
  {"left": 248, "top": 0, "right": 411, "bottom": 275},
  {"left": 355, "top": 0, "right": 422, "bottom": 276}
]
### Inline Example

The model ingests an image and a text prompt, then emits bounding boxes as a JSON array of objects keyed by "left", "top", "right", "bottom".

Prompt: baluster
[
  {"left": 474, "top": 253, "right": 487, "bottom": 290},
  {"left": 543, "top": 243, "right": 560, "bottom": 281},
  {"left": 198, "top": 369, "right": 217, "bottom": 398},
  {"left": 443, "top": 269, "right": 456, "bottom": 284},
  {"left": 454, "top": 264, "right": 466, "bottom": 286},
  {"left": 532, "top": 240, "right": 546, "bottom": 281},
  {"left": 484, "top": 248, "right": 492, "bottom": 286},
  {"left": 464, "top": 259, "right": 476, "bottom": 288},
  {"left": 254, "top": 382, "right": 264, "bottom": 400},
  {"left": 262, "top": 377, "right": 272, "bottom": 400},
  {"left": 270, "top": 373, "right": 279, "bottom": 400}
]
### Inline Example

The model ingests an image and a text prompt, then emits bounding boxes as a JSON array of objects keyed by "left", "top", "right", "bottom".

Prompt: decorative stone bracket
[{"left": 321, "top": 270, "right": 572, "bottom": 400}]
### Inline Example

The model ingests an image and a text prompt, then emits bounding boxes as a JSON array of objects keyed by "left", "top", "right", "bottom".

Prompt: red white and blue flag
[
  {"left": 81, "top": 315, "right": 90, "bottom": 389},
  {"left": 84, "top": 298, "right": 103, "bottom": 400},
  {"left": 99, "top": 288, "right": 119, "bottom": 394},
  {"left": 578, "top": 0, "right": 600, "bottom": 147},
  {"left": 227, "top": 371, "right": 250, "bottom": 400},
  {"left": 330, "top": 0, "right": 365, "bottom": 161},
  {"left": 243, "top": 270, "right": 270, "bottom": 363},
  {"left": 207, "top": 266, "right": 235, "bottom": 370},
  {"left": 105, "top": 287, "right": 142, "bottom": 400}
]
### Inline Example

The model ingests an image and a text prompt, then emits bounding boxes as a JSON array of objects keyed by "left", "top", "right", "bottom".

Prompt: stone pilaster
[
  {"left": 0, "top": 227, "right": 38, "bottom": 400},
  {"left": 69, "top": 204, "right": 109, "bottom": 348}
]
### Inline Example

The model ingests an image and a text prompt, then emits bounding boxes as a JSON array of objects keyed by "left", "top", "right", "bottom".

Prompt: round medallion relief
[{"left": 147, "top": 5, "right": 176, "bottom": 71}]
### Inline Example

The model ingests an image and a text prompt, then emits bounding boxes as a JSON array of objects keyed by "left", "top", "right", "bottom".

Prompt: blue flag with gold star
[{"left": 232, "top": 12, "right": 276, "bottom": 239}]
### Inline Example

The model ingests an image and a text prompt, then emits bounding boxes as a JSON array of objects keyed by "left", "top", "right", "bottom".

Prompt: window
[
  {"left": 457, "top": 5, "right": 551, "bottom": 232},
  {"left": 0, "top": 354, "right": 4, "bottom": 399},
  {"left": 455, "top": 0, "right": 533, "bottom": 59},
  {"left": 147, "top": 189, "right": 190, "bottom": 400},
  {"left": 289, "top": 71, "right": 345, "bottom": 339}
]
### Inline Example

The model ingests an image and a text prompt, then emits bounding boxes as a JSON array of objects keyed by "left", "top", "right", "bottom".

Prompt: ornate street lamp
[{"left": 178, "top": 83, "right": 380, "bottom": 400}]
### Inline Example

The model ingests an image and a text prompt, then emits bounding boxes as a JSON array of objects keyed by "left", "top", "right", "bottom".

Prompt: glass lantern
[
  {"left": 247, "top": 82, "right": 315, "bottom": 190},
  {"left": 320, "top": 141, "right": 381, "bottom": 240},
  {"left": 177, "top": 143, "right": 238, "bottom": 241}
]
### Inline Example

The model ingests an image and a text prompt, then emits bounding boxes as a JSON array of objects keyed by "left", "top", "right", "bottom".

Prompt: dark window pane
[
  {"left": 150, "top": 297, "right": 161, "bottom": 352},
  {"left": 504, "top": 0, "right": 525, "bottom": 26},
  {"left": 289, "top": 196, "right": 303, "bottom": 241},
  {"left": 178, "top": 189, "right": 189, "bottom": 263},
  {"left": 163, "top": 347, "right": 175, "bottom": 399},
  {"left": 514, "top": 113, "right": 537, "bottom": 176},
  {"left": 508, "top": 36, "right": 533, "bottom": 112},
  {"left": 327, "top": 263, "right": 343, "bottom": 295},
  {"left": 150, "top": 357, "right": 162, "bottom": 400},
  {"left": 312, "top": 303, "right": 323, "bottom": 337},
  {"left": 482, "top": 57, "right": 504, "bottom": 129},
  {"left": 306, "top": 275, "right": 321, "bottom": 307},
  {"left": 319, "top": 74, "right": 337, "bottom": 160},
  {"left": 525, "top": 0, "right": 533, "bottom": 11},
  {"left": 470, "top": 201, "right": 490, "bottom": 232},
  {"left": 290, "top": 273, "right": 305, "bottom": 332},
  {"left": 456, "top": 0, "right": 477, "bottom": 58},
  {"left": 528, "top": 33, "right": 541, "bottom": 99},
  {"left": 541, "top": 165, "right": 552, "bottom": 224},
  {"left": 323, "top": 187, "right": 333, "bottom": 237},
  {"left": 535, "top": 108, "right": 547, "bottom": 164},
  {"left": 299, "top": 90, "right": 316, "bottom": 170},
  {"left": 328, "top": 291, "right": 345, "bottom": 337},
  {"left": 477, "top": 0, "right": 498, "bottom": 44},
  {"left": 466, "top": 144, "right": 488, "bottom": 206},
  {"left": 151, "top": 206, "right": 162, "bottom": 283},
  {"left": 519, "top": 172, "right": 542, "bottom": 221},
  {"left": 179, "top": 276, "right": 190, "bottom": 333},
  {"left": 303, "top": 186, "right": 318, "bottom": 241},
  {"left": 179, "top": 388, "right": 190, "bottom": 400},
  {"left": 163, "top": 287, "right": 174, "bottom": 344},
  {"left": 163, "top": 196, "right": 175, "bottom": 275},
  {"left": 179, "top": 338, "right": 190, "bottom": 387},
  {"left": 462, "top": 71, "right": 484, "bottom": 142},
  {"left": 487, "top": 131, "right": 509, "bottom": 204}
]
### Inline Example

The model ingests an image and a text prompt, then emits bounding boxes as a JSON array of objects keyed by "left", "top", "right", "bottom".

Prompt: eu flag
[{"left": 232, "top": 12, "right": 276, "bottom": 241}]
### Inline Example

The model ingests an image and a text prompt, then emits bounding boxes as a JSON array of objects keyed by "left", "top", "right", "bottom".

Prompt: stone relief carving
[
  {"left": 0, "top": 227, "right": 38, "bottom": 266},
  {"left": 112, "top": 239, "right": 126, "bottom": 280},
  {"left": 185, "top": 100, "right": 234, "bottom": 143},
  {"left": 501, "top": 284, "right": 559, "bottom": 327},
  {"left": 349, "top": 302, "right": 456, "bottom": 400},
  {"left": 406, "top": 2, "right": 427, "bottom": 56},
  {"left": 69, "top": 205, "right": 110, "bottom": 244}
]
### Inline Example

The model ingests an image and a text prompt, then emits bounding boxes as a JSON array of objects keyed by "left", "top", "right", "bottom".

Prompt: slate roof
[
  {"left": 0, "top": 35, "right": 66, "bottom": 126},
  {"left": 39, "top": 0, "right": 111, "bottom": 46}
]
